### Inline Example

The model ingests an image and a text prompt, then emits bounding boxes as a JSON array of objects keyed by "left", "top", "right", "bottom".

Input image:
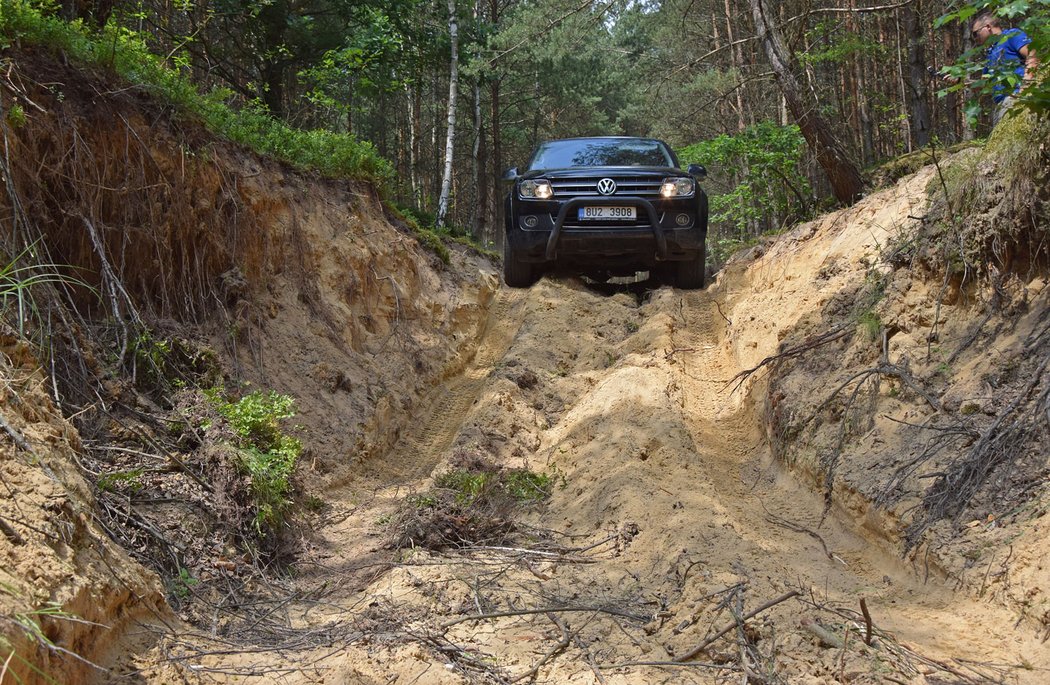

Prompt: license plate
[{"left": 578, "top": 206, "right": 636, "bottom": 220}]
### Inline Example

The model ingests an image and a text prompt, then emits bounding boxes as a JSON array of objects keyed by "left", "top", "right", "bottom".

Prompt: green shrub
[
  {"left": 206, "top": 388, "right": 302, "bottom": 532},
  {"left": 435, "top": 466, "right": 554, "bottom": 505},
  {"left": 679, "top": 122, "right": 811, "bottom": 260},
  {"left": 394, "top": 462, "right": 557, "bottom": 550}
]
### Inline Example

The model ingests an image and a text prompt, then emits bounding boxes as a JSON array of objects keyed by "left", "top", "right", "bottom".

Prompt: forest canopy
[{"left": 3, "top": 0, "right": 1046, "bottom": 260}]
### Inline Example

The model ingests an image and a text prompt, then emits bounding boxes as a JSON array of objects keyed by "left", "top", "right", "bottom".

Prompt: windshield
[{"left": 528, "top": 139, "right": 674, "bottom": 170}]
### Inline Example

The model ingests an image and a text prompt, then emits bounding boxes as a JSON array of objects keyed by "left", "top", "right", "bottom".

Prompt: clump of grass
[
  {"left": 856, "top": 309, "right": 882, "bottom": 342},
  {"left": 385, "top": 202, "right": 501, "bottom": 264},
  {"left": 394, "top": 457, "right": 557, "bottom": 550},
  {"left": 435, "top": 466, "right": 553, "bottom": 505},
  {"left": 849, "top": 266, "right": 887, "bottom": 343},
  {"left": 4, "top": 102, "right": 27, "bottom": 127},
  {"left": 383, "top": 203, "right": 452, "bottom": 264},
  {"left": 96, "top": 468, "right": 144, "bottom": 493},
  {"left": 1, "top": 244, "right": 93, "bottom": 338},
  {"left": 0, "top": 2, "right": 393, "bottom": 187}
]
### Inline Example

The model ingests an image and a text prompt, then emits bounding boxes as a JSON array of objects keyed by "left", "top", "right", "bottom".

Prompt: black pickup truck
[{"left": 502, "top": 136, "right": 708, "bottom": 289}]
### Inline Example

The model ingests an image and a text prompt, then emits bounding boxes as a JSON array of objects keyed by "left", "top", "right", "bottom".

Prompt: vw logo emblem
[{"left": 596, "top": 178, "right": 617, "bottom": 195}]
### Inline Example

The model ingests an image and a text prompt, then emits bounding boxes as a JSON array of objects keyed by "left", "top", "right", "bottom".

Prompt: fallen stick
[
  {"left": 859, "top": 598, "right": 874, "bottom": 646},
  {"left": 510, "top": 613, "right": 572, "bottom": 683},
  {"left": 441, "top": 604, "right": 647, "bottom": 628},
  {"left": 800, "top": 617, "right": 844, "bottom": 649},
  {"left": 674, "top": 590, "right": 799, "bottom": 662}
]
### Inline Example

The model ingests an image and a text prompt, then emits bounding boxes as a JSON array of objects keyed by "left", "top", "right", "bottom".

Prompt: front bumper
[{"left": 508, "top": 194, "right": 707, "bottom": 264}]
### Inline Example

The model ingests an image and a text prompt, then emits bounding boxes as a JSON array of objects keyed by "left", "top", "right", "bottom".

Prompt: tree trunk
[
  {"left": 436, "top": 0, "right": 459, "bottom": 229},
  {"left": 960, "top": 23, "right": 975, "bottom": 141},
  {"left": 471, "top": 0, "right": 488, "bottom": 242},
  {"left": 489, "top": 0, "right": 504, "bottom": 249},
  {"left": 407, "top": 84, "right": 419, "bottom": 207},
  {"left": 723, "top": 0, "right": 747, "bottom": 131},
  {"left": 257, "top": 1, "right": 289, "bottom": 118},
  {"left": 847, "top": 1, "right": 873, "bottom": 163},
  {"left": 856, "top": 57, "right": 875, "bottom": 164},
  {"left": 472, "top": 80, "right": 484, "bottom": 239},
  {"left": 903, "top": 4, "right": 931, "bottom": 148},
  {"left": 491, "top": 77, "right": 504, "bottom": 249},
  {"left": 750, "top": 0, "right": 864, "bottom": 205}
]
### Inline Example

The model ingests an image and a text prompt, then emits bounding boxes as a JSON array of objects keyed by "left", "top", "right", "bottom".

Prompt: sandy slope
[
  {"left": 5, "top": 44, "right": 1046, "bottom": 685},
  {"left": 150, "top": 166, "right": 1049, "bottom": 684}
]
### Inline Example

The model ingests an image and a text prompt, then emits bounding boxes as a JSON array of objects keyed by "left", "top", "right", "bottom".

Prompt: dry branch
[
  {"left": 0, "top": 516, "right": 25, "bottom": 545},
  {"left": 908, "top": 351, "right": 1050, "bottom": 544},
  {"left": 81, "top": 215, "right": 143, "bottom": 363},
  {"left": 674, "top": 590, "right": 800, "bottom": 662},
  {"left": 763, "top": 506, "right": 834, "bottom": 561},
  {"left": 859, "top": 598, "right": 874, "bottom": 646},
  {"left": 0, "top": 408, "right": 33, "bottom": 453},
  {"left": 509, "top": 612, "right": 576, "bottom": 683},
  {"left": 440, "top": 604, "right": 648, "bottom": 629},
  {"left": 728, "top": 326, "right": 850, "bottom": 393},
  {"left": 800, "top": 616, "right": 844, "bottom": 648}
]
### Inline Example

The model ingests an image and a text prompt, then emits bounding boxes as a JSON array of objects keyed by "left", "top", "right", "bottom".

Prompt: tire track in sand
[
  {"left": 369, "top": 287, "right": 527, "bottom": 482},
  {"left": 302, "top": 288, "right": 527, "bottom": 596}
]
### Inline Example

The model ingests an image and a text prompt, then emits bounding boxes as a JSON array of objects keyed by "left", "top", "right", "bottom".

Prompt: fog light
[
  {"left": 675, "top": 213, "right": 691, "bottom": 226},
  {"left": 523, "top": 215, "right": 539, "bottom": 228}
]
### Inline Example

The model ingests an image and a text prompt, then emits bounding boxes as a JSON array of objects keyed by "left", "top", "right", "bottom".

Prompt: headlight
[
  {"left": 520, "top": 179, "right": 553, "bottom": 199},
  {"left": 660, "top": 177, "right": 695, "bottom": 198}
]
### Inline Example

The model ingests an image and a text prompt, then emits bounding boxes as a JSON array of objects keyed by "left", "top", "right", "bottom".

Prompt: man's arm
[{"left": 1019, "top": 44, "right": 1039, "bottom": 88}]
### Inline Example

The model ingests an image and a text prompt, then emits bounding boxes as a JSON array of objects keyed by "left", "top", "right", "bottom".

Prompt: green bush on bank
[
  {"left": 0, "top": 0, "right": 394, "bottom": 188},
  {"left": 204, "top": 388, "right": 302, "bottom": 533}
]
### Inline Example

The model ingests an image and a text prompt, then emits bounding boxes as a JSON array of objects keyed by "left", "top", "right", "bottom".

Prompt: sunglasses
[{"left": 971, "top": 25, "right": 989, "bottom": 37}]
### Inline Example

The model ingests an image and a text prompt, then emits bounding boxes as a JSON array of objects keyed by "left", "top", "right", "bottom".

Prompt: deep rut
[{"left": 367, "top": 287, "right": 526, "bottom": 482}]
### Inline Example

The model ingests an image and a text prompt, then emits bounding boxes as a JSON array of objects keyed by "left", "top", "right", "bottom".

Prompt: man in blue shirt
[{"left": 971, "top": 11, "right": 1039, "bottom": 124}]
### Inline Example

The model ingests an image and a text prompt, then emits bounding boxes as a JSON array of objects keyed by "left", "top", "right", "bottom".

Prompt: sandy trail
[
  {"left": 193, "top": 170, "right": 1048, "bottom": 683},
  {"left": 287, "top": 275, "right": 1045, "bottom": 684}
]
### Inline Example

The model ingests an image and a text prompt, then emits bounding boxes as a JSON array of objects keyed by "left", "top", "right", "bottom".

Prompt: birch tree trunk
[
  {"left": 750, "top": 0, "right": 865, "bottom": 205},
  {"left": 961, "top": 24, "right": 975, "bottom": 141},
  {"left": 491, "top": 77, "right": 504, "bottom": 248},
  {"left": 407, "top": 84, "right": 419, "bottom": 207},
  {"left": 436, "top": 0, "right": 460, "bottom": 229}
]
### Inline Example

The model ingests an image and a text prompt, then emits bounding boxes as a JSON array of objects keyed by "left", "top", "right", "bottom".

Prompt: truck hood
[{"left": 522, "top": 166, "right": 686, "bottom": 179}]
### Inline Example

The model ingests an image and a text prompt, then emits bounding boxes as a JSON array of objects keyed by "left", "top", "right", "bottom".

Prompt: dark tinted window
[{"left": 528, "top": 139, "right": 673, "bottom": 170}]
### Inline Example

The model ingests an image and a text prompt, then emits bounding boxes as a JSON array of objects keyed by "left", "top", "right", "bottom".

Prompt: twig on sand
[
  {"left": 509, "top": 612, "right": 581, "bottom": 683},
  {"left": 0, "top": 409, "right": 33, "bottom": 453},
  {"left": 571, "top": 630, "right": 607, "bottom": 684},
  {"left": 441, "top": 604, "right": 647, "bottom": 628},
  {"left": 859, "top": 598, "right": 874, "bottom": 646},
  {"left": 674, "top": 590, "right": 800, "bottom": 662},
  {"left": 762, "top": 505, "right": 835, "bottom": 561}
]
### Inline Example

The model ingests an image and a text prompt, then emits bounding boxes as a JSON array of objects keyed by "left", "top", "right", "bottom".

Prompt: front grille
[{"left": 549, "top": 176, "right": 663, "bottom": 198}]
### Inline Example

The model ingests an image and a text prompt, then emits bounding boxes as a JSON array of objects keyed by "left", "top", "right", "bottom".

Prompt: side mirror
[
  {"left": 502, "top": 167, "right": 519, "bottom": 182},
  {"left": 688, "top": 164, "right": 707, "bottom": 181}
]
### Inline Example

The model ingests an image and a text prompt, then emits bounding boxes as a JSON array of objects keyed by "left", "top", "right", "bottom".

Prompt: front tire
[
  {"left": 503, "top": 240, "right": 538, "bottom": 288},
  {"left": 674, "top": 254, "right": 706, "bottom": 290},
  {"left": 657, "top": 246, "right": 706, "bottom": 290}
]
